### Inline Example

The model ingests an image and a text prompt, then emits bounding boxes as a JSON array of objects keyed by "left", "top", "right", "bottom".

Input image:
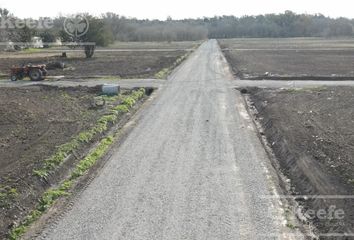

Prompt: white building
[{"left": 31, "top": 37, "right": 43, "bottom": 48}]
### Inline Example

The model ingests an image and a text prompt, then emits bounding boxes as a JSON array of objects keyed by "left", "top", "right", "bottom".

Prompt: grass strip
[
  {"left": 33, "top": 88, "right": 145, "bottom": 179},
  {"left": 154, "top": 53, "right": 189, "bottom": 79}
]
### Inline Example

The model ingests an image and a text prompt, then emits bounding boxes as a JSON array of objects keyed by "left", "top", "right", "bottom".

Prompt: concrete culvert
[
  {"left": 240, "top": 88, "right": 248, "bottom": 94},
  {"left": 144, "top": 87, "right": 154, "bottom": 96},
  {"left": 102, "top": 84, "right": 121, "bottom": 96}
]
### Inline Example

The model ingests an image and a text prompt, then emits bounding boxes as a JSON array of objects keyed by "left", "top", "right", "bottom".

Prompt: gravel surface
[{"left": 38, "top": 40, "right": 300, "bottom": 239}]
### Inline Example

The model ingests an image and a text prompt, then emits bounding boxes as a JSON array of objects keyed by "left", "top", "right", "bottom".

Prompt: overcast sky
[{"left": 1, "top": 0, "right": 353, "bottom": 19}]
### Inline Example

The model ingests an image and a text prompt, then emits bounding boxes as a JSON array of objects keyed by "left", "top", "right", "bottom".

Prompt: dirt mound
[{"left": 246, "top": 87, "right": 354, "bottom": 238}]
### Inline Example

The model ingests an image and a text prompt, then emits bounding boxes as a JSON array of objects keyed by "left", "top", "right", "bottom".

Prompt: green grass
[{"left": 23, "top": 48, "right": 43, "bottom": 53}]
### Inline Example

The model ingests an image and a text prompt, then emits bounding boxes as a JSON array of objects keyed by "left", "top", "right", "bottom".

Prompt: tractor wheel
[
  {"left": 29, "top": 69, "right": 43, "bottom": 81},
  {"left": 10, "top": 75, "right": 17, "bottom": 81}
]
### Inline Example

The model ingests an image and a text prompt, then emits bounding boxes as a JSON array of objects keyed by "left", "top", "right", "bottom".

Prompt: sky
[{"left": 0, "top": 0, "right": 353, "bottom": 19}]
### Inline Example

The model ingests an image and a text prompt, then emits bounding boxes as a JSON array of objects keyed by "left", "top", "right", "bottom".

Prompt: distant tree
[
  {"left": 102, "top": 13, "right": 134, "bottom": 41},
  {"left": 2, "top": 10, "right": 354, "bottom": 48},
  {"left": 81, "top": 17, "right": 114, "bottom": 46},
  {"left": 13, "top": 25, "right": 36, "bottom": 44},
  {"left": 0, "top": 8, "right": 11, "bottom": 42},
  {"left": 0, "top": 8, "right": 9, "bottom": 17},
  {"left": 39, "top": 31, "right": 58, "bottom": 47}
]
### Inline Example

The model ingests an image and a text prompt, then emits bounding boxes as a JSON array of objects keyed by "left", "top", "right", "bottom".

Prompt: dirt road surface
[{"left": 38, "top": 40, "right": 300, "bottom": 239}]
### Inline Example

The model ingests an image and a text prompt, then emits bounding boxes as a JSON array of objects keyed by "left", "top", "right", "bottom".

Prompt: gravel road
[{"left": 38, "top": 40, "right": 300, "bottom": 239}]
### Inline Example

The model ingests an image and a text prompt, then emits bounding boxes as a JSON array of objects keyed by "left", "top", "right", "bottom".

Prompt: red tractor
[{"left": 10, "top": 64, "right": 48, "bottom": 81}]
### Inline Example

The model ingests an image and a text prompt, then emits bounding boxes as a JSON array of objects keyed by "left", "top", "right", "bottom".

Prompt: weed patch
[{"left": 0, "top": 186, "right": 18, "bottom": 208}]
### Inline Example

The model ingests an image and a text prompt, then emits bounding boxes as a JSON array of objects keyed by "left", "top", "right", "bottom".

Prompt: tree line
[
  {"left": 1, "top": 9, "right": 353, "bottom": 46},
  {"left": 204, "top": 11, "right": 354, "bottom": 38},
  {"left": 101, "top": 11, "right": 354, "bottom": 41}
]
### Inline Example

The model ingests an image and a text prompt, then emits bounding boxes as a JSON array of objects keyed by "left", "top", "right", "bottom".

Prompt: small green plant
[
  {"left": 99, "top": 114, "right": 118, "bottom": 124},
  {"left": 286, "top": 223, "right": 297, "bottom": 230},
  {"left": 32, "top": 169, "right": 49, "bottom": 179},
  {"left": 0, "top": 186, "right": 18, "bottom": 208},
  {"left": 113, "top": 105, "right": 129, "bottom": 113},
  {"left": 154, "top": 68, "right": 169, "bottom": 79},
  {"left": 122, "top": 97, "right": 136, "bottom": 108},
  {"left": 77, "top": 131, "right": 95, "bottom": 143},
  {"left": 71, "top": 136, "right": 114, "bottom": 179},
  {"left": 283, "top": 208, "right": 299, "bottom": 230}
]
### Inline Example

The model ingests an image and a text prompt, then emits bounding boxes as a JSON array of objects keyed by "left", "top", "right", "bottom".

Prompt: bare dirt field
[
  {"left": 220, "top": 38, "right": 354, "bottom": 80},
  {"left": 0, "top": 86, "right": 101, "bottom": 238},
  {"left": 0, "top": 41, "right": 195, "bottom": 239},
  {"left": 0, "top": 41, "right": 198, "bottom": 79},
  {"left": 0, "top": 85, "right": 150, "bottom": 239},
  {"left": 245, "top": 87, "right": 354, "bottom": 237}
]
